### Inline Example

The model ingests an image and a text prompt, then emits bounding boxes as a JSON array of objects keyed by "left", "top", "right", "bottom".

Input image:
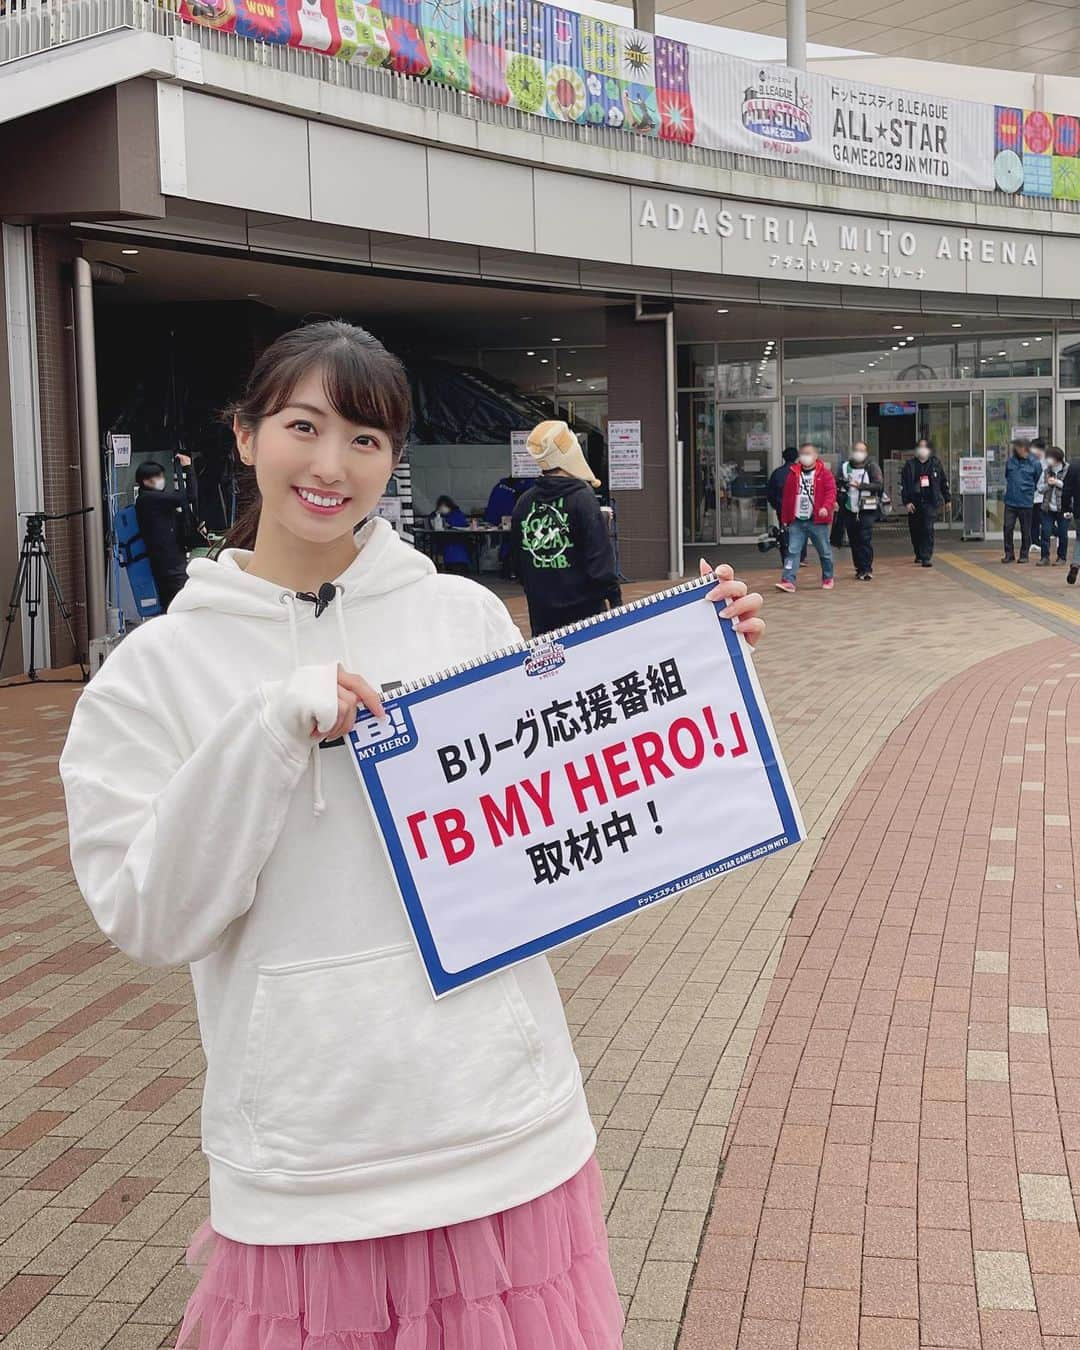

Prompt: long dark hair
[{"left": 219, "top": 321, "right": 412, "bottom": 553}]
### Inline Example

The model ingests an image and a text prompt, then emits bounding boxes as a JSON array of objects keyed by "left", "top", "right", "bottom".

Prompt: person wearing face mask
[
  {"left": 1037, "top": 447, "right": 1069, "bottom": 567},
  {"left": 1061, "top": 452, "right": 1080, "bottom": 585},
  {"left": 1030, "top": 439, "right": 1048, "bottom": 557},
  {"left": 134, "top": 455, "right": 199, "bottom": 610},
  {"left": 901, "top": 438, "right": 950, "bottom": 568},
  {"left": 837, "top": 441, "right": 884, "bottom": 581},
  {"left": 1002, "top": 438, "right": 1043, "bottom": 563},
  {"left": 775, "top": 442, "right": 837, "bottom": 593}
]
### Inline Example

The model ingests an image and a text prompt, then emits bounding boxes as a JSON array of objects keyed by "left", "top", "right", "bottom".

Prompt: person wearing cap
[{"left": 510, "top": 420, "right": 621, "bottom": 637}]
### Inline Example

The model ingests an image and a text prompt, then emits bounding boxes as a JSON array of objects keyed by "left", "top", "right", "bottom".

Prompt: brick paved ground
[{"left": 0, "top": 541, "right": 1073, "bottom": 1348}]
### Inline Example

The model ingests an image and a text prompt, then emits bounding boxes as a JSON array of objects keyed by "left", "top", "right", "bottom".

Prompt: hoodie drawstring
[{"left": 279, "top": 591, "right": 337, "bottom": 818}]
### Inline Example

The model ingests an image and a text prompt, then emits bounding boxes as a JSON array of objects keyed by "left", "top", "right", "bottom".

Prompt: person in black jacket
[
  {"left": 767, "top": 447, "right": 801, "bottom": 562},
  {"left": 837, "top": 441, "right": 884, "bottom": 580},
  {"left": 1062, "top": 455, "right": 1080, "bottom": 585},
  {"left": 901, "top": 439, "right": 950, "bottom": 567},
  {"left": 134, "top": 456, "right": 198, "bottom": 611},
  {"left": 511, "top": 420, "right": 621, "bottom": 637}
]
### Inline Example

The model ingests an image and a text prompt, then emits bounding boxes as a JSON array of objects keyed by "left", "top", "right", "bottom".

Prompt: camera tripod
[{"left": 0, "top": 509, "right": 90, "bottom": 684}]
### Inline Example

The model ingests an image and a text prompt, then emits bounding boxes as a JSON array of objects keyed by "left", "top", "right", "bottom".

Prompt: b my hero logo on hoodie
[{"left": 520, "top": 499, "right": 572, "bottom": 570}]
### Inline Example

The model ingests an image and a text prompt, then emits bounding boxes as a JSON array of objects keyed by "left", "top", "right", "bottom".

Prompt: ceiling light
[
  {"left": 1035, "top": 336, "right": 1043, "bottom": 342},
  {"left": 859, "top": 369, "right": 866, "bottom": 373},
  {"left": 1022, "top": 341, "right": 1030, "bottom": 347},
  {"left": 951, "top": 323, "right": 963, "bottom": 329},
  {"left": 716, "top": 308, "right": 729, "bottom": 314},
  {"left": 540, "top": 358, "right": 549, "bottom": 364},
  {"left": 121, "top": 248, "right": 139, "bottom": 256},
  {"left": 246, "top": 292, "right": 261, "bottom": 299},
  {"left": 998, "top": 351, "right": 1006, "bottom": 357},
  {"left": 576, "top": 378, "right": 583, "bottom": 383},
  {"left": 526, "top": 350, "right": 535, "bottom": 357},
  {"left": 892, "top": 346, "right": 899, "bottom": 351},
  {"left": 892, "top": 324, "right": 904, "bottom": 331},
  {"left": 551, "top": 337, "right": 562, "bottom": 342},
  {"left": 868, "top": 362, "right": 876, "bottom": 367},
  {"left": 906, "top": 335, "right": 914, "bottom": 341}
]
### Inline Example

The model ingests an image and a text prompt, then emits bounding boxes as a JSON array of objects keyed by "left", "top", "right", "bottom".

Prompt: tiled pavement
[{"left": 0, "top": 543, "right": 1074, "bottom": 1348}]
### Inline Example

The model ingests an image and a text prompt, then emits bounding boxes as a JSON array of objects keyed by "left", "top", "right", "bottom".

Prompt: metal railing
[{"left": 3, "top": 0, "right": 1078, "bottom": 219}]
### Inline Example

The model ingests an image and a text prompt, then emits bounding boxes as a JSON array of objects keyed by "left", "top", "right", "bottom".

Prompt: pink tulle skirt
[{"left": 175, "top": 1158, "right": 623, "bottom": 1350}]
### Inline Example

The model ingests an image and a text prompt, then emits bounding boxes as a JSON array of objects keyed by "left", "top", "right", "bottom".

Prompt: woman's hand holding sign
[
  {"left": 700, "top": 559, "right": 765, "bottom": 648},
  {"left": 317, "top": 671, "right": 385, "bottom": 741}
]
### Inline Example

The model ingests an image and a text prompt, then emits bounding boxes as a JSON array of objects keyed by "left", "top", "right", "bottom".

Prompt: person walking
[
  {"left": 1062, "top": 452, "right": 1080, "bottom": 585},
  {"left": 134, "top": 454, "right": 199, "bottom": 610},
  {"left": 767, "top": 447, "right": 800, "bottom": 561},
  {"left": 901, "top": 438, "right": 950, "bottom": 567},
  {"left": 775, "top": 442, "right": 837, "bottom": 593},
  {"left": 1002, "top": 437, "right": 1043, "bottom": 563},
  {"left": 510, "top": 419, "right": 621, "bottom": 637},
  {"left": 1031, "top": 439, "right": 1047, "bottom": 558},
  {"left": 837, "top": 440, "right": 884, "bottom": 581},
  {"left": 1037, "top": 447, "right": 1069, "bottom": 567},
  {"left": 59, "top": 323, "right": 768, "bottom": 1350}
]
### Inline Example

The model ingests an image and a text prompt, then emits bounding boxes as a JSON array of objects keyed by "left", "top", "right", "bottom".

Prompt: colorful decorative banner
[
  {"left": 992, "top": 105, "right": 1080, "bottom": 202},
  {"left": 176, "top": 0, "right": 1080, "bottom": 204}
]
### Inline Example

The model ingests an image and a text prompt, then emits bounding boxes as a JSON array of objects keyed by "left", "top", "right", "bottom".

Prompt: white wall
[{"left": 409, "top": 444, "right": 515, "bottom": 516}]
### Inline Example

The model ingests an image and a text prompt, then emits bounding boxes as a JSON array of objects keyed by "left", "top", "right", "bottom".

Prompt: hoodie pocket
[{"left": 239, "top": 944, "right": 551, "bottom": 1174}]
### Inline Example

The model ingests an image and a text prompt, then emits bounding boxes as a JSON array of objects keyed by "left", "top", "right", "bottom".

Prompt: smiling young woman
[{"left": 60, "top": 320, "right": 764, "bottom": 1350}]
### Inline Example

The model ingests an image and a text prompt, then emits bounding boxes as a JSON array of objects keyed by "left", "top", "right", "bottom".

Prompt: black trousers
[
  {"left": 527, "top": 596, "right": 607, "bottom": 638},
  {"left": 907, "top": 504, "right": 937, "bottom": 562},
  {"left": 844, "top": 509, "right": 876, "bottom": 575},
  {"left": 1003, "top": 505, "right": 1033, "bottom": 560},
  {"left": 1031, "top": 503, "right": 1043, "bottom": 553},
  {"left": 151, "top": 566, "right": 188, "bottom": 612}
]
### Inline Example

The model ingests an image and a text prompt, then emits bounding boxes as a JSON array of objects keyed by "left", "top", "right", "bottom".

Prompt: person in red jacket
[{"left": 776, "top": 442, "right": 838, "bottom": 593}]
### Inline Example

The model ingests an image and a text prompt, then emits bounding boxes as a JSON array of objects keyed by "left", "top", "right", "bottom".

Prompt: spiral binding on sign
[{"left": 393, "top": 574, "right": 717, "bottom": 697}]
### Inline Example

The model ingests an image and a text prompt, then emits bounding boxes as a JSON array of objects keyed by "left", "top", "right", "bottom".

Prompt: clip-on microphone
[{"left": 295, "top": 581, "right": 338, "bottom": 618}]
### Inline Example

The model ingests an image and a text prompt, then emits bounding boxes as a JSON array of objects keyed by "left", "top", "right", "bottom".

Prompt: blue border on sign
[{"left": 351, "top": 586, "right": 800, "bottom": 996}]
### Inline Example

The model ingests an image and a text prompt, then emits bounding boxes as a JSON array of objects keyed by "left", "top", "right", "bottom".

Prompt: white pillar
[
  {"left": 787, "top": 0, "right": 807, "bottom": 70},
  {"left": 72, "top": 257, "right": 107, "bottom": 644}
]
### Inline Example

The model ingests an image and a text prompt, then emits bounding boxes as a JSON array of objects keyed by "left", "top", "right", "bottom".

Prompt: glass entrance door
[
  {"left": 715, "top": 405, "right": 774, "bottom": 539},
  {"left": 1064, "top": 397, "right": 1080, "bottom": 463}
]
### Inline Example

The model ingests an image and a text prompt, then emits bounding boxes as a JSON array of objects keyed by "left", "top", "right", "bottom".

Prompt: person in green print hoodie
[{"left": 510, "top": 419, "right": 622, "bottom": 636}]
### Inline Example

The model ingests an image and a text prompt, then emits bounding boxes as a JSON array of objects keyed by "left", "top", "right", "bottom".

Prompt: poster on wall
[
  {"left": 109, "top": 434, "right": 132, "bottom": 467},
  {"left": 511, "top": 430, "right": 541, "bottom": 478},
  {"left": 608, "top": 419, "right": 644, "bottom": 491}
]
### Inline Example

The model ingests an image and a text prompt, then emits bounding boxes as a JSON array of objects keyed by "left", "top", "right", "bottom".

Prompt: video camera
[{"left": 756, "top": 524, "right": 782, "bottom": 554}]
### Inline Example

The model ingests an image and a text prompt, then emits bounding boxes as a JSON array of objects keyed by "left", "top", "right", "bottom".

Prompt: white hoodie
[{"left": 60, "top": 519, "right": 595, "bottom": 1245}]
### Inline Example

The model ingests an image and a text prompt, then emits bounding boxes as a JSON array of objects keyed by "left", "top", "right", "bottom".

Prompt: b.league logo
[{"left": 742, "top": 68, "right": 812, "bottom": 146}]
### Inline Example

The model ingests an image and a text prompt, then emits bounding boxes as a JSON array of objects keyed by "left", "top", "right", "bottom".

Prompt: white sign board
[
  {"left": 746, "top": 432, "right": 772, "bottom": 453},
  {"left": 608, "top": 419, "right": 643, "bottom": 491},
  {"left": 348, "top": 580, "right": 803, "bottom": 996},
  {"left": 959, "top": 457, "right": 987, "bottom": 493},
  {"left": 511, "top": 430, "right": 540, "bottom": 478},
  {"left": 373, "top": 497, "right": 404, "bottom": 532},
  {"left": 109, "top": 434, "right": 132, "bottom": 467},
  {"left": 1011, "top": 425, "right": 1039, "bottom": 442}
]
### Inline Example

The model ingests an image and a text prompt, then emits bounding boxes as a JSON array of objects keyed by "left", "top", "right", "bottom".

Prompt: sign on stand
[
  {"left": 608, "top": 419, "right": 644, "bottom": 491},
  {"left": 959, "top": 456, "right": 987, "bottom": 540},
  {"left": 348, "top": 579, "right": 803, "bottom": 996}
]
